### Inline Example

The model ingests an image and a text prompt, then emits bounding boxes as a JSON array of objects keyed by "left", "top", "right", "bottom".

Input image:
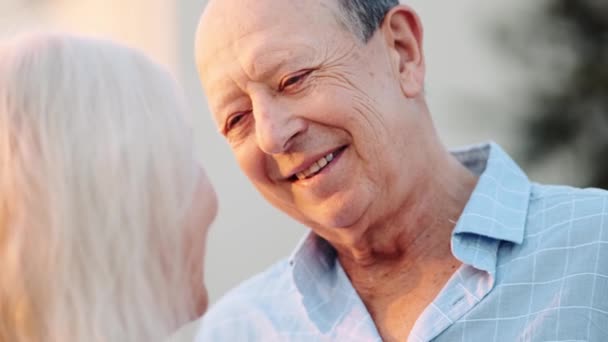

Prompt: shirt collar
[
  {"left": 450, "top": 141, "right": 531, "bottom": 272},
  {"left": 288, "top": 230, "right": 336, "bottom": 273}
]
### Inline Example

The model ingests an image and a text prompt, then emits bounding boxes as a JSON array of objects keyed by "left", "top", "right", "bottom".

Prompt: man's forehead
[
  {"left": 196, "top": 0, "right": 350, "bottom": 109},
  {"left": 196, "top": 0, "right": 343, "bottom": 85}
]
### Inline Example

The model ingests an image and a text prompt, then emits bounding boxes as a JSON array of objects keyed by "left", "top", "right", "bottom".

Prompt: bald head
[
  {"left": 194, "top": 0, "right": 401, "bottom": 86},
  {"left": 197, "top": 0, "right": 398, "bottom": 47}
]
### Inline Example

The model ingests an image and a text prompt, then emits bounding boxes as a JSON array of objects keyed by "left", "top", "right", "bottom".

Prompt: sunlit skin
[{"left": 196, "top": 0, "right": 478, "bottom": 339}]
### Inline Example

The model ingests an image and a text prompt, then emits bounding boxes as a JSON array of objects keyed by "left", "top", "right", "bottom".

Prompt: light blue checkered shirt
[{"left": 196, "top": 142, "right": 608, "bottom": 341}]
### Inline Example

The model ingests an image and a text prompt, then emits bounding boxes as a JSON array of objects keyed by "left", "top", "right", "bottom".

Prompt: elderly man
[{"left": 194, "top": 0, "right": 608, "bottom": 341}]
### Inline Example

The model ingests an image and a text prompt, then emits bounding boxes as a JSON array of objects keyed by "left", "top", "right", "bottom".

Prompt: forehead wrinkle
[
  {"left": 196, "top": 2, "right": 271, "bottom": 76},
  {"left": 199, "top": 0, "right": 347, "bottom": 74},
  {"left": 232, "top": 27, "right": 298, "bottom": 82}
]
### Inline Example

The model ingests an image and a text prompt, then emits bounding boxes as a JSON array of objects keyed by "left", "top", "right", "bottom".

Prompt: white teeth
[{"left": 295, "top": 152, "right": 336, "bottom": 180}]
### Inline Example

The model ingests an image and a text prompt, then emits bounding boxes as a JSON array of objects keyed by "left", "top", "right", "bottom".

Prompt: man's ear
[{"left": 380, "top": 5, "right": 425, "bottom": 97}]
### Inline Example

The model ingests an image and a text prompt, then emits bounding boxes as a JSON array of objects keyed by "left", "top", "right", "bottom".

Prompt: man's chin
[
  {"left": 284, "top": 197, "right": 371, "bottom": 234},
  {"left": 307, "top": 208, "right": 367, "bottom": 232}
]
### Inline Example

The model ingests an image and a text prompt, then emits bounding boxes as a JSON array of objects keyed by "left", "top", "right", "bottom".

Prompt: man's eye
[
  {"left": 225, "top": 111, "right": 249, "bottom": 132},
  {"left": 279, "top": 70, "right": 312, "bottom": 92}
]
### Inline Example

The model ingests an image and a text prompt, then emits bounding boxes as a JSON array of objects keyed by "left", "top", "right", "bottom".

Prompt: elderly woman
[{"left": 0, "top": 32, "right": 215, "bottom": 341}]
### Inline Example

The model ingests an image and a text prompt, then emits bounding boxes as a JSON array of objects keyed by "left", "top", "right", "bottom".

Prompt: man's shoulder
[
  {"left": 530, "top": 183, "right": 608, "bottom": 214},
  {"left": 527, "top": 182, "right": 608, "bottom": 236},
  {"left": 197, "top": 258, "right": 303, "bottom": 340},
  {"left": 531, "top": 182, "right": 608, "bottom": 201}
]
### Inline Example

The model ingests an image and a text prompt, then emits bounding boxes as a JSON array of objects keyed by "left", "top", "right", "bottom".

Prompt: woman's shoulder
[{"left": 166, "top": 319, "right": 200, "bottom": 342}]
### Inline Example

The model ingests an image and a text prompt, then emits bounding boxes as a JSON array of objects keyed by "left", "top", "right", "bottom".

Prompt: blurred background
[{"left": 1, "top": 0, "right": 606, "bottom": 304}]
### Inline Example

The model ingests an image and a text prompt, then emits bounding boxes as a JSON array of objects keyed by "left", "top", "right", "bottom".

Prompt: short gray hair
[{"left": 336, "top": 0, "right": 400, "bottom": 41}]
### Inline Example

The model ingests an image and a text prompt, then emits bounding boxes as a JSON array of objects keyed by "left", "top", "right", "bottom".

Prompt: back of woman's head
[{"left": 0, "top": 32, "right": 205, "bottom": 341}]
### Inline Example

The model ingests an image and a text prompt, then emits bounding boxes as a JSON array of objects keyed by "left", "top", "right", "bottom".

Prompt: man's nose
[{"left": 253, "top": 96, "right": 307, "bottom": 154}]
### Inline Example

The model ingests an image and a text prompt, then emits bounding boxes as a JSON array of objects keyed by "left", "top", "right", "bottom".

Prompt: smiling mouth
[{"left": 289, "top": 146, "right": 347, "bottom": 182}]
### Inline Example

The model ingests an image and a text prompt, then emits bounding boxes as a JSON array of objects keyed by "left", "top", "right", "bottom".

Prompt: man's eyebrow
[
  {"left": 205, "top": 65, "right": 247, "bottom": 114},
  {"left": 208, "top": 79, "right": 245, "bottom": 117},
  {"left": 247, "top": 47, "right": 315, "bottom": 81},
  {"left": 248, "top": 54, "right": 291, "bottom": 81}
]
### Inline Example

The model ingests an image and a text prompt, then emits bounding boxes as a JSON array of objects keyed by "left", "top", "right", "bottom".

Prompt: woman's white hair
[{"left": 0, "top": 32, "right": 203, "bottom": 341}]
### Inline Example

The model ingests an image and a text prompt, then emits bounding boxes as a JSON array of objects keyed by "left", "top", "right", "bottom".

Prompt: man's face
[{"left": 196, "top": 0, "right": 428, "bottom": 237}]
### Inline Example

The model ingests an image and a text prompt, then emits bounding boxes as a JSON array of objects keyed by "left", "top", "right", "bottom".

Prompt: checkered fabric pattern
[{"left": 196, "top": 142, "right": 608, "bottom": 341}]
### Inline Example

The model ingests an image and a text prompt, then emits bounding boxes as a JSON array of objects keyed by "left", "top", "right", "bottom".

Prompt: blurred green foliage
[{"left": 498, "top": 0, "right": 608, "bottom": 188}]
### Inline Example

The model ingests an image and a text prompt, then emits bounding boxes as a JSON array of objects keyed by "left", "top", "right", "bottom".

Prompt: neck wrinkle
[{"left": 337, "top": 150, "right": 478, "bottom": 293}]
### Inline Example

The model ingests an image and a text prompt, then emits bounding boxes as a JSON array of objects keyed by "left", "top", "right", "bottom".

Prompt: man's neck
[{"left": 335, "top": 153, "right": 478, "bottom": 340}]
